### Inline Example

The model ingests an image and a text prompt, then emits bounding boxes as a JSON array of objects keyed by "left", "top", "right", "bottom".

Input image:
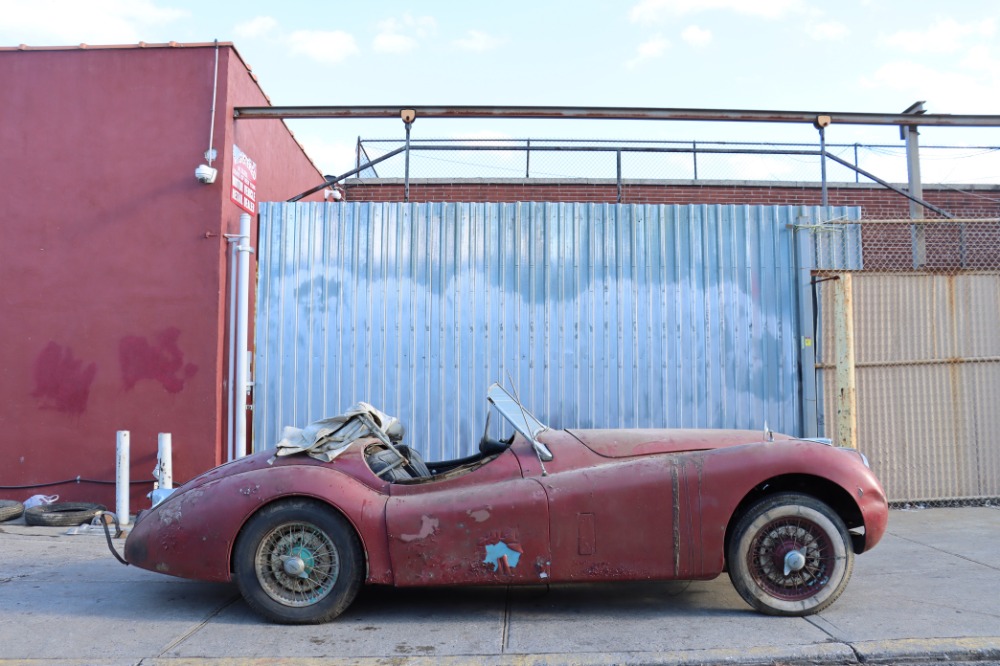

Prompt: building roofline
[
  {"left": 1, "top": 41, "right": 326, "bottom": 176},
  {"left": 2, "top": 40, "right": 235, "bottom": 53}
]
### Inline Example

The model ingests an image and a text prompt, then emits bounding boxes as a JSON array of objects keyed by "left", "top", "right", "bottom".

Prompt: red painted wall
[
  {"left": 0, "top": 44, "right": 323, "bottom": 510},
  {"left": 343, "top": 179, "right": 1000, "bottom": 219}
]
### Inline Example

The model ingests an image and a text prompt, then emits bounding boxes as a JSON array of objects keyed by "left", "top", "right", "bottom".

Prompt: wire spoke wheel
[
  {"left": 234, "top": 499, "right": 362, "bottom": 624},
  {"left": 255, "top": 522, "right": 341, "bottom": 607},
  {"left": 748, "top": 516, "right": 834, "bottom": 601},
  {"left": 727, "top": 492, "right": 854, "bottom": 616}
]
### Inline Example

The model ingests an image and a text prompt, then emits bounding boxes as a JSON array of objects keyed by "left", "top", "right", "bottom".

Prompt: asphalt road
[{"left": 0, "top": 506, "right": 998, "bottom": 665}]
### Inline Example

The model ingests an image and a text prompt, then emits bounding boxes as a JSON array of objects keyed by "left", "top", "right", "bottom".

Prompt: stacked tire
[
  {"left": 0, "top": 500, "right": 25, "bottom": 522},
  {"left": 23, "top": 502, "right": 106, "bottom": 527}
]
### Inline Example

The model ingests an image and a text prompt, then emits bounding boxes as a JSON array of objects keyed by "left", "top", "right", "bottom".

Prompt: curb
[
  {"left": 2, "top": 637, "right": 992, "bottom": 666},
  {"left": 852, "top": 636, "right": 1000, "bottom": 664}
]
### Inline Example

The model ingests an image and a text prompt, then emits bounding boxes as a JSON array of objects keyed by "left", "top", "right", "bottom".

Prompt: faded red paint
[
  {"left": 119, "top": 327, "right": 198, "bottom": 393},
  {"left": 0, "top": 44, "right": 325, "bottom": 508},
  {"left": 123, "top": 426, "right": 887, "bottom": 601},
  {"left": 31, "top": 341, "right": 97, "bottom": 414}
]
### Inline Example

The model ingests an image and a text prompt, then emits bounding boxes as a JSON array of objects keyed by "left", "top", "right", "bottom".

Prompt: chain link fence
[
  {"left": 354, "top": 138, "right": 1000, "bottom": 185},
  {"left": 812, "top": 218, "right": 1000, "bottom": 507}
]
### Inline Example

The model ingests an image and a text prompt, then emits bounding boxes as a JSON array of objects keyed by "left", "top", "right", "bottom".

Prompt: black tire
[
  {"left": 727, "top": 492, "right": 854, "bottom": 616},
  {"left": 233, "top": 499, "right": 363, "bottom": 624},
  {"left": 0, "top": 500, "right": 25, "bottom": 522},
  {"left": 24, "top": 502, "right": 106, "bottom": 527}
]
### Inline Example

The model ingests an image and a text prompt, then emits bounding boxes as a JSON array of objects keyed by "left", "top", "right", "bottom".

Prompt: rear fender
[{"left": 125, "top": 465, "right": 392, "bottom": 584}]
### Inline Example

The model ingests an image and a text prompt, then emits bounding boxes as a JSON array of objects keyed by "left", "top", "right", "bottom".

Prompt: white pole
[
  {"left": 157, "top": 433, "right": 173, "bottom": 489},
  {"left": 227, "top": 237, "right": 238, "bottom": 461},
  {"left": 116, "top": 431, "right": 130, "bottom": 526},
  {"left": 235, "top": 212, "right": 252, "bottom": 458}
]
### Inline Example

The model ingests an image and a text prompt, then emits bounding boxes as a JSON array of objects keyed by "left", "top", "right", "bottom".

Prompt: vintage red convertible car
[{"left": 119, "top": 384, "right": 888, "bottom": 624}]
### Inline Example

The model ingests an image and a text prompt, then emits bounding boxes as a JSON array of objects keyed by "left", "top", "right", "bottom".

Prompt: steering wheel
[{"left": 479, "top": 433, "right": 511, "bottom": 456}]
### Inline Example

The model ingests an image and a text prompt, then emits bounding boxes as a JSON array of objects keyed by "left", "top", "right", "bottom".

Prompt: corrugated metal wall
[
  {"left": 811, "top": 219, "right": 1000, "bottom": 502},
  {"left": 254, "top": 202, "right": 851, "bottom": 460}
]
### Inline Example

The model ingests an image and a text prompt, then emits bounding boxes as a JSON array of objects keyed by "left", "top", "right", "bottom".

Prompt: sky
[{"left": 2, "top": 0, "right": 999, "bottom": 182}]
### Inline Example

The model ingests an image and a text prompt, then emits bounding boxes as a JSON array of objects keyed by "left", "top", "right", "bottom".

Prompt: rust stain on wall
[
  {"left": 31, "top": 341, "right": 97, "bottom": 414},
  {"left": 119, "top": 327, "right": 198, "bottom": 393}
]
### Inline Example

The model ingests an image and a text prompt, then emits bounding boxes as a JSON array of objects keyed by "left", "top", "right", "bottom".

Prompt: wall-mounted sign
[{"left": 230, "top": 144, "right": 258, "bottom": 214}]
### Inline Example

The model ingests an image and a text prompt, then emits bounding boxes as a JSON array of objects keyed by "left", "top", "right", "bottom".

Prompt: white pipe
[
  {"left": 116, "top": 431, "right": 130, "bottom": 526},
  {"left": 206, "top": 39, "right": 219, "bottom": 164},
  {"left": 235, "top": 212, "right": 253, "bottom": 458},
  {"left": 157, "top": 433, "right": 173, "bottom": 489},
  {"left": 227, "top": 236, "right": 238, "bottom": 461}
]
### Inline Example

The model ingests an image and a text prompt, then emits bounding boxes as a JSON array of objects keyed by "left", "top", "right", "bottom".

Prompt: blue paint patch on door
[{"left": 483, "top": 541, "right": 521, "bottom": 571}]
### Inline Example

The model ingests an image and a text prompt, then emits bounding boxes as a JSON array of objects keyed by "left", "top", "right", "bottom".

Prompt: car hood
[{"left": 562, "top": 428, "right": 791, "bottom": 458}]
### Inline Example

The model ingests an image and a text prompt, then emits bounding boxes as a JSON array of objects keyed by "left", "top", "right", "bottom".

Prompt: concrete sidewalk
[{"left": 0, "top": 506, "right": 998, "bottom": 666}]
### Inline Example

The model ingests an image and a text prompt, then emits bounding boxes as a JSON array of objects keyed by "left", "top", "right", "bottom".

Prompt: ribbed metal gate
[{"left": 253, "top": 202, "right": 854, "bottom": 460}]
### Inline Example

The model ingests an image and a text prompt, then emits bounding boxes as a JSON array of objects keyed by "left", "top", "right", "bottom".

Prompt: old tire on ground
[
  {"left": 23, "top": 502, "right": 106, "bottom": 527},
  {"left": 0, "top": 500, "right": 25, "bottom": 522},
  {"left": 233, "top": 498, "right": 363, "bottom": 624},
  {"left": 727, "top": 492, "right": 854, "bottom": 616}
]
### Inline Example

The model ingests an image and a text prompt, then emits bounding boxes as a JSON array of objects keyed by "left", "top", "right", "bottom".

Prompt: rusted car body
[{"left": 122, "top": 384, "right": 888, "bottom": 623}]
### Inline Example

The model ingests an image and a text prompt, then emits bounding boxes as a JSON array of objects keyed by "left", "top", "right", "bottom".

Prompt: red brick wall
[{"left": 343, "top": 179, "right": 1000, "bottom": 219}]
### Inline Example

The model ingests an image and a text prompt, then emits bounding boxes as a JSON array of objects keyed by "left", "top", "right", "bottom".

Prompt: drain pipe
[
  {"left": 234, "top": 213, "right": 253, "bottom": 458},
  {"left": 226, "top": 233, "right": 239, "bottom": 461},
  {"left": 116, "top": 431, "right": 130, "bottom": 527}
]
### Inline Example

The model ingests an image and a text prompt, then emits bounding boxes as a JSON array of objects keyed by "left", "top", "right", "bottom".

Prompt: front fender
[
  {"left": 690, "top": 440, "right": 888, "bottom": 576},
  {"left": 124, "top": 464, "right": 392, "bottom": 584}
]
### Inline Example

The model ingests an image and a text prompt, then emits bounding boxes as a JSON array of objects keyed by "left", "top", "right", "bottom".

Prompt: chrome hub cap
[{"left": 783, "top": 549, "right": 806, "bottom": 575}]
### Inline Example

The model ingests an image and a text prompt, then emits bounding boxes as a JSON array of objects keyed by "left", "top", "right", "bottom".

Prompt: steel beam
[{"left": 233, "top": 105, "right": 1000, "bottom": 127}]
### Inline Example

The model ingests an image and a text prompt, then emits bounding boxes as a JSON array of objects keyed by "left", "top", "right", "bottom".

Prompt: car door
[
  {"left": 385, "top": 448, "right": 552, "bottom": 586},
  {"left": 514, "top": 432, "right": 680, "bottom": 583}
]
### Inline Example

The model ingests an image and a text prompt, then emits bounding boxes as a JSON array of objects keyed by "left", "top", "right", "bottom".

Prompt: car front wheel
[
  {"left": 727, "top": 492, "right": 854, "bottom": 616},
  {"left": 233, "top": 499, "right": 363, "bottom": 624}
]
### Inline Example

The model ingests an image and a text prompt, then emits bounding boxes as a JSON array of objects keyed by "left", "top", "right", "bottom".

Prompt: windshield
[{"left": 486, "top": 383, "right": 552, "bottom": 461}]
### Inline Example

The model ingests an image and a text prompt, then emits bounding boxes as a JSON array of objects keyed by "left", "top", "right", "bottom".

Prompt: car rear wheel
[
  {"left": 727, "top": 492, "right": 854, "bottom": 616},
  {"left": 233, "top": 499, "right": 363, "bottom": 624}
]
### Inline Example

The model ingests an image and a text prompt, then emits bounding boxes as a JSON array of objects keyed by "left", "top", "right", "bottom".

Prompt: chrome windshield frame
[{"left": 486, "top": 383, "right": 553, "bottom": 461}]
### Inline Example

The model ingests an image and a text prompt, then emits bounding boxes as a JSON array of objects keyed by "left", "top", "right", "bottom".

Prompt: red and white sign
[{"left": 230, "top": 144, "right": 258, "bottom": 214}]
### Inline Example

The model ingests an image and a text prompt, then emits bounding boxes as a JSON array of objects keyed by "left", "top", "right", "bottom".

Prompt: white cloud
[
  {"left": 681, "top": 25, "right": 712, "bottom": 47},
  {"left": 0, "top": 0, "right": 187, "bottom": 44},
  {"left": 627, "top": 35, "right": 670, "bottom": 68},
  {"left": 860, "top": 59, "right": 1000, "bottom": 113},
  {"left": 235, "top": 16, "right": 278, "bottom": 39},
  {"left": 288, "top": 30, "right": 359, "bottom": 64},
  {"left": 629, "top": 0, "right": 804, "bottom": 22},
  {"left": 373, "top": 13, "right": 436, "bottom": 54},
  {"left": 807, "top": 20, "right": 848, "bottom": 41},
  {"left": 373, "top": 32, "right": 417, "bottom": 53},
  {"left": 960, "top": 44, "right": 1000, "bottom": 74},
  {"left": 454, "top": 30, "right": 504, "bottom": 52},
  {"left": 880, "top": 18, "right": 996, "bottom": 55}
]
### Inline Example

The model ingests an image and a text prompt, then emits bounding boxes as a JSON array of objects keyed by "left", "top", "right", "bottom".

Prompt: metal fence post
[
  {"left": 833, "top": 273, "right": 857, "bottom": 449},
  {"left": 616, "top": 150, "right": 622, "bottom": 203}
]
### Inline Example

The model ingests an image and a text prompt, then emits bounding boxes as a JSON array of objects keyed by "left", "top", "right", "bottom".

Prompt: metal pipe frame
[
  {"left": 234, "top": 104, "right": 1000, "bottom": 127},
  {"left": 287, "top": 143, "right": 957, "bottom": 218}
]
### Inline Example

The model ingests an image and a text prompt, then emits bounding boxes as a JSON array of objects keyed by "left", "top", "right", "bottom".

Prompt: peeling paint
[
  {"left": 239, "top": 484, "right": 261, "bottom": 496},
  {"left": 159, "top": 504, "right": 182, "bottom": 527},
  {"left": 483, "top": 541, "right": 522, "bottom": 573},
  {"left": 400, "top": 515, "right": 439, "bottom": 542},
  {"left": 466, "top": 507, "right": 491, "bottom": 523}
]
